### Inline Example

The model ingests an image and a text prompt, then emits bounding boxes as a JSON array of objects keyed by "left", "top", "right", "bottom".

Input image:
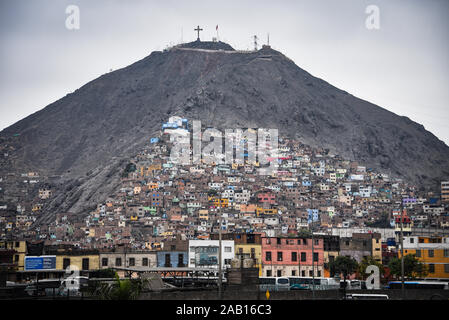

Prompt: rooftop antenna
[
  {"left": 267, "top": 33, "right": 270, "bottom": 46},
  {"left": 254, "top": 35, "right": 258, "bottom": 51}
]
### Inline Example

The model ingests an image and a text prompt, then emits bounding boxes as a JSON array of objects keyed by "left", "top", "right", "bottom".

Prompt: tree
[
  {"left": 329, "top": 256, "right": 359, "bottom": 279},
  {"left": 329, "top": 256, "right": 359, "bottom": 298},
  {"left": 388, "top": 254, "right": 428, "bottom": 280},
  {"left": 91, "top": 273, "right": 146, "bottom": 300},
  {"left": 358, "top": 256, "right": 385, "bottom": 280}
]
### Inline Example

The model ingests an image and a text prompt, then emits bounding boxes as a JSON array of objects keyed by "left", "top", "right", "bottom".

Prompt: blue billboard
[{"left": 25, "top": 256, "right": 56, "bottom": 270}]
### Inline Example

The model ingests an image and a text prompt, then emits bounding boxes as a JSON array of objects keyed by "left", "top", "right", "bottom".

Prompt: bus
[
  {"left": 340, "top": 279, "right": 365, "bottom": 290},
  {"left": 387, "top": 281, "right": 449, "bottom": 290},
  {"left": 259, "top": 277, "right": 290, "bottom": 291},
  {"left": 345, "top": 293, "right": 389, "bottom": 300},
  {"left": 289, "top": 277, "right": 340, "bottom": 290}
]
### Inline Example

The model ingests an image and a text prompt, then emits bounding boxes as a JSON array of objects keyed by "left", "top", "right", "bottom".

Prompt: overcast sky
[{"left": 1, "top": 0, "right": 448, "bottom": 145}]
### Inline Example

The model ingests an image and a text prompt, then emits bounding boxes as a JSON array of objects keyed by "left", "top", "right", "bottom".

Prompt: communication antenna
[
  {"left": 254, "top": 35, "right": 258, "bottom": 51},
  {"left": 267, "top": 33, "right": 270, "bottom": 46}
]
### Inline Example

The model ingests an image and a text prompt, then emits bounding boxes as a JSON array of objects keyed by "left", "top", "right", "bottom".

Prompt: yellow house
[
  {"left": 235, "top": 243, "right": 263, "bottom": 276},
  {"left": 401, "top": 236, "right": 449, "bottom": 279},
  {"left": 0, "top": 240, "right": 27, "bottom": 271},
  {"left": 198, "top": 209, "right": 209, "bottom": 220},
  {"left": 256, "top": 207, "right": 278, "bottom": 216},
  {"left": 56, "top": 253, "right": 100, "bottom": 271},
  {"left": 372, "top": 234, "right": 382, "bottom": 263}
]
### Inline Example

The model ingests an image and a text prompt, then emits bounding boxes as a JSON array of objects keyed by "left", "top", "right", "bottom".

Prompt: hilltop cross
[{"left": 194, "top": 25, "right": 203, "bottom": 41}]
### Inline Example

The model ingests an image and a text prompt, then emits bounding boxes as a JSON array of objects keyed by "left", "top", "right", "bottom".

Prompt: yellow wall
[
  {"left": 399, "top": 249, "right": 449, "bottom": 279},
  {"left": 0, "top": 241, "right": 26, "bottom": 270},
  {"left": 56, "top": 255, "right": 100, "bottom": 271},
  {"left": 372, "top": 239, "right": 382, "bottom": 263},
  {"left": 235, "top": 244, "right": 262, "bottom": 276}
]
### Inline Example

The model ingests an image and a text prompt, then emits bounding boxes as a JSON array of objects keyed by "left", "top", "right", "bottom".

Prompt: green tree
[
  {"left": 358, "top": 256, "right": 385, "bottom": 280},
  {"left": 92, "top": 274, "right": 146, "bottom": 300},
  {"left": 329, "top": 256, "right": 358, "bottom": 298},
  {"left": 329, "top": 256, "right": 359, "bottom": 279},
  {"left": 388, "top": 254, "right": 428, "bottom": 280}
]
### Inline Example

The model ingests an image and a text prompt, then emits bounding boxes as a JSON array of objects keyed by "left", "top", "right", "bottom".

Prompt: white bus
[{"left": 259, "top": 277, "right": 290, "bottom": 291}]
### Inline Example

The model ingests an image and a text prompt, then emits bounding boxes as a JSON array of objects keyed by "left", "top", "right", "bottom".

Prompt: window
[
  {"left": 224, "top": 246, "right": 232, "bottom": 252},
  {"left": 102, "top": 258, "right": 108, "bottom": 267},
  {"left": 428, "top": 250, "right": 434, "bottom": 257},
  {"left": 297, "top": 239, "right": 301, "bottom": 245},
  {"left": 303, "top": 239, "right": 307, "bottom": 245},
  {"left": 317, "top": 270, "right": 321, "bottom": 277},
  {"left": 266, "top": 270, "right": 272, "bottom": 277},
  {"left": 277, "top": 270, "right": 282, "bottom": 277},
  {"left": 292, "top": 270, "right": 296, "bottom": 276},
  {"left": 250, "top": 248, "right": 255, "bottom": 259},
  {"left": 309, "top": 270, "right": 313, "bottom": 277},
  {"left": 63, "top": 258, "right": 70, "bottom": 269},
  {"left": 291, "top": 252, "right": 297, "bottom": 262},
  {"left": 116, "top": 257, "right": 122, "bottom": 266},
  {"left": 315, "top": 239, "right": 319, "bottom": 246},
  {"left": 266, "top": 238, "right": 271, "bottom": 244},
  {"left": 15, "top": 242, "right": 20, "bottom": 248},
  {"left": 410, "top": 238, "right": 414, "bottom": 243},
  {"left": 239, "top": 248, "right": 243, "bottom": 254},
  {"left": 329, "top": 255, "right": 335, "bottom": 263},
  {"left": 170, "top": 245, "right": 176, "bottom": 251},
  {"left": 129, "top": 257, "right": 135, "bottom": 267},
  {"left": 190, "top": 258, "right": 195, "bottom": 265},
  {"left": 142, "top": 258, "right": 148, "bottom": 266},
  {"left": 301, "top": 252, "right": 307, "bottom": 262},
  {"left": 429, "top": 264, "right": 435, "bottom": 273},
  {"left": 277, "top": 252, "right": 283, "bottom": 261},
  {"left": 416, "top": 250, "right": 421, "bottom": 257},
  {"left": 277, "top": 238, "right": 281, "bottom": 245},
  {"left": 224, "top": 259, "right": 231, "bottom": 265},
  {"left": 165, "top": 254, "right": 171, "bottom": 267},
  {"left": 301, "top": 270, "right": 306, "bottom": 277},
  {"left": 266, "top": 251, "right": 272, "bottom": 261},
  {"left": 445, "top": 264, "right": 449, "bottom": 273},
  {"left": 313, "top": 253, "right": 318, "bottom": 262},
  {"left": 14, "top": 255, "right": 19, "bottom": 262},
  {"left": 178, "top": 254, "right": 184, "bottom": 267},
  {"left": 82, "top": 258, "right": 89, "bottom": 270},
  {"left": 444, "top": 249, "right": 449, "bottom": 257}
]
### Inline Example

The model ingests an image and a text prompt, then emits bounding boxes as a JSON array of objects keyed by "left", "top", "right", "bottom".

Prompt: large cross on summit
[{"left": 194, "top": 25, "right": 203, "bottom": 41}]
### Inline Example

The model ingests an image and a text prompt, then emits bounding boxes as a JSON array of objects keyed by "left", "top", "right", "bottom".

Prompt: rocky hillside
[{"left": 1, "top": 40, "right": 448, "bottom": 223}]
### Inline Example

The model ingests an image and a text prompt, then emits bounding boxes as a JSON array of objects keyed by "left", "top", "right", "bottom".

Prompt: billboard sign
[{"left": 25, "top": 256, "right": 57, "bottom": 271}]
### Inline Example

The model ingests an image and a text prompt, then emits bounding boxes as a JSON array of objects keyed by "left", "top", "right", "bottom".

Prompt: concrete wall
[{"left": 140, "top": 288, "right": 449, "bottom": 300}]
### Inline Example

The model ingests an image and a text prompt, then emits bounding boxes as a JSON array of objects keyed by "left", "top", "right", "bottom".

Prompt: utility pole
[
  {"left": 400, "top": 199, "right": 405, "bottom": 300},
  {"left": 310, "top": 191, "right": 315, "bottom": 300},
  {"left": 218, "top": 205, "right": 223, "bottom": 300}
]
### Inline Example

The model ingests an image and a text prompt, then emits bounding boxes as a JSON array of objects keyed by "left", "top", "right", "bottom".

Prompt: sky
[{"left": 1, "top": 0, "right": 448, "bottom": 145}]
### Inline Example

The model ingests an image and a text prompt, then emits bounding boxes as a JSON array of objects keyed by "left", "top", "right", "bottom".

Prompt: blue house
[{"left": 157, "top": 251, "right": 188, "bottom": 268}]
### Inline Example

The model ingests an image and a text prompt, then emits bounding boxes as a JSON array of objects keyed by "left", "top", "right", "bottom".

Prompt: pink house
[
  {"left": 261, "top": 236, "right": 324, "bottom": 278},
  {"left": 257, "top": 192, "right": 276, "bottom": 205}
]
